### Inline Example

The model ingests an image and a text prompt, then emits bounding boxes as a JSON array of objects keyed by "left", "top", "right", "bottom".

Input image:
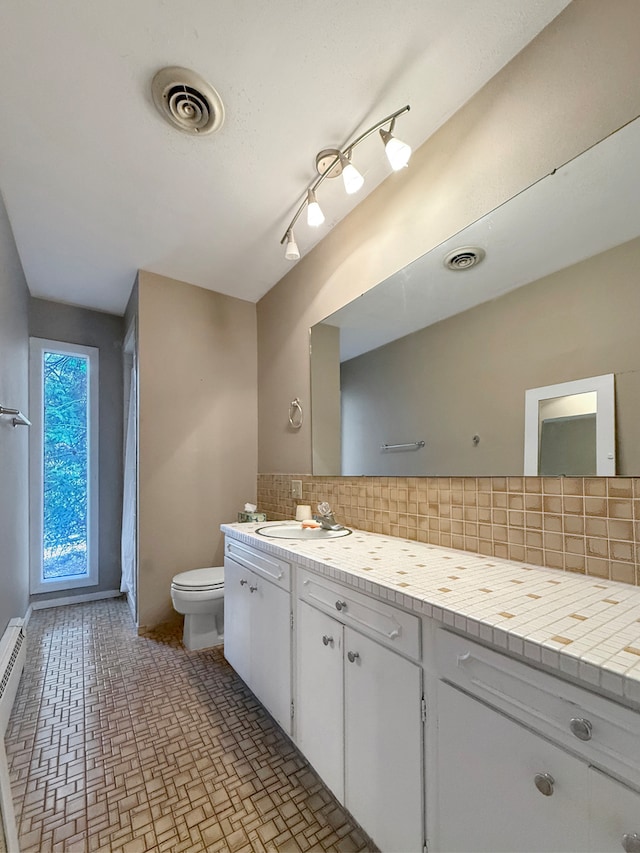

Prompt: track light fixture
[{"left": 281, "top": 105, "right": 411, "bottom": 260}]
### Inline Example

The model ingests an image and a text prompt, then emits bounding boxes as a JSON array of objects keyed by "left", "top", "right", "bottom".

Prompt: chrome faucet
[{"left": 314, "top": 502, "right": 345, "bottom": 531}]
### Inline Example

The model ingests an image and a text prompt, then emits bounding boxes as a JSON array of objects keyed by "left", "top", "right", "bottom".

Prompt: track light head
[
  {"left": 284, "top": 230, "right": 300, "bottom": 261},
  {"left": 380, "top": 127, "right": 412, "bottom": 171},
  {"left": 306, "top": 188, "right": 325, "bottom": 227},
  {"left": 339, "top": 152, "right": 364, "bottom": 195}
]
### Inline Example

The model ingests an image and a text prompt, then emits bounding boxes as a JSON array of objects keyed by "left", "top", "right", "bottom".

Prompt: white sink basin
[{"left": 255, "top": 523, "right": 352, "bottom": 541}]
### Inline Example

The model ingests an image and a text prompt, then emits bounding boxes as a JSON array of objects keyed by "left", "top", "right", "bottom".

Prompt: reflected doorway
[{"left": 524, "top": 375, "right": 615, "bottom": 476}]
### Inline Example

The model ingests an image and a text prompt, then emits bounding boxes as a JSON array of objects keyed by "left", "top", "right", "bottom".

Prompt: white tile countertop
[{"left": 221, "top": 521, "right": 640, "bottom": 707}]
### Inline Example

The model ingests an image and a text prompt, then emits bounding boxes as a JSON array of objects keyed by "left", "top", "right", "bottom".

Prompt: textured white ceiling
[{"left": 0, "top": 0, "right": 570, "bottom": 314}]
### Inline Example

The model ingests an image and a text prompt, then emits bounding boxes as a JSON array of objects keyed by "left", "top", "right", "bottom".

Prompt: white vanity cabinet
[
  {"left": 434, "top": 630, "right": 640, "bottom": 853},
  {"left": 223, "top": 557, "right": 251, "bottom": 682},
  {"left": 223, "top": 539, "right": 292, "bottom": 734},
  {"left": 220, "top": 527, "right": 640, "bottom": 853},
  {"left": 296, "top": 570, "right": 424, "bottom": 853},
  {"left": 296, "top": 601, "right": 344, "bottom": 799},
  {"left": 437, "top": 681, "right": 589, "bottom": 852},
  {"left": 589, "top": 768, "right": 640, "bottom": 853}
]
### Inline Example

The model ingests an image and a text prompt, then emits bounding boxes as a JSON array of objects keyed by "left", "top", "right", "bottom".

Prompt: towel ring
[{"left": 288, "top": 398, "right": 303, "bottom": 429}]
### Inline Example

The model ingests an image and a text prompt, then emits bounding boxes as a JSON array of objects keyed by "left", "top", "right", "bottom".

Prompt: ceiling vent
[
  {"left": 151, "top": 66, "right": 225, "bottom": 136},
  {"left": 443, "top": 246, "right": 486, "bottom": 271}
]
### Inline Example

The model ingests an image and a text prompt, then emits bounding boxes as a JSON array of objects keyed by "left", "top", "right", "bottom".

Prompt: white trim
[
  {"left": 524, "top": 373, "right": 616, "bottom": 476},
  {"left": 30, "top": 589, "right": 121, "bottom": 611},
  {"left": 29, "top": 338, "right": 100, "bottom": 594},
  {"left": 0, "top": 738, "right": 19, "bottom": 853},
  {"left": 23, "top": 604, "right": 33, "bottom": 628}
]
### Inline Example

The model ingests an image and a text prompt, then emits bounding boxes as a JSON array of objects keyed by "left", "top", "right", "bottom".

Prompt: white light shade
[
  {"left": 380, "top": 128, "right": 411, "bottom": 171},
  {"left": 306, "top": 189, "right": 325, "bottom": 227},
  {"left": 340, "top": 154, "right": 364, "bottom": 194},
  {"left": 284, "top": 231, "right": 300, "bottom": 260}
]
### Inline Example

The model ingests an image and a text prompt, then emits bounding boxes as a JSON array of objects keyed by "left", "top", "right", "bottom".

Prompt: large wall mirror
[{"left": 310, "top": 115, "right": 640, "bottom": 477}]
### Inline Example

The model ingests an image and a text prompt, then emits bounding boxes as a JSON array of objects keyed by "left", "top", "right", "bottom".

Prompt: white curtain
[{"left": 120, "top": 364, "right": 136, "bottom": 596}]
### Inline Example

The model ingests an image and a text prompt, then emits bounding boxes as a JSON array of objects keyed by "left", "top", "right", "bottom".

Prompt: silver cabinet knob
[
  {"left": 335, "top": 600, "right": 347, "bottom": 611},
  {"left": 569, "top": 717, "right": 593, "bottom": 741},
  {"left": 249, "top": 584, "right": 258, "bottom": 593},
  {"left": 622, "top": 834, "right": 640, "bottom": 853},
  {"left": 347, "top": 651, "right": 360, "bottom": 663},
  {"left": 322, "top": 635, "right": 334, "bottom": 646},
  {"left": 534, "top": 773, "right": 555, "bottom": 797},
  {"left": 240, "top": 578, "right": 248, "bottom": 586}
]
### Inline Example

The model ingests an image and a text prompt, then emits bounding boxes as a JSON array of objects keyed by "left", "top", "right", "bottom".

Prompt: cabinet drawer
[
  {"left": 299, "top": 569, "right": 420, "bottom": 661},
  {"left": 436, "top": 629, "right": 640, "bottom": 789},
  {"left": 225, "top": 538, "right": 290, "bottom": 590}
]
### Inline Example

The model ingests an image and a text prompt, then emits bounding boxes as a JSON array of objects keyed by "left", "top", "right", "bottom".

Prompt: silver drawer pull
[
  {"left": 534, "top": 773, "right": 555, "bottom": 797},
  {"left": 456, "top": 652, "right": 471, "bottom": 666},
  {"left": 335, "top": 600, "right": 347, "bottom": 612},
  {"left": 569, "top": 717, "right": 593, "bottom": 741},
  {"left": 347, "top": 651, "right": 360, "bottom": 663},
  {"left": 249, "top": 584, "right": 258, "bottom": 593},
  {"left": 622, "top": 833, "right": 640, "bottom": 853},
  {"left": 322, "top": 635, "right": 334, "bottom": 646},
  {"left": 240, "top": 579, "right": 248, "bottom": 586}
]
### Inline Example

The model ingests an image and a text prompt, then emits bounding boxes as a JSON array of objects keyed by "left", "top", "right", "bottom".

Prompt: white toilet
[{"left": 170, "top": 566, "right": 225, "bottom": 651}]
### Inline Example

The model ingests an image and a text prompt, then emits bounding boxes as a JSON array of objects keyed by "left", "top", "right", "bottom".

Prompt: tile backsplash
[{"left": 257, "top": 475, "right": 640, "bottom": 586}]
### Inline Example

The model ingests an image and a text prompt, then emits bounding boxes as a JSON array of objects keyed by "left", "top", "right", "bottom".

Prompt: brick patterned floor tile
[{"left": 6, "top": 599, "right": 376, "bottom": 852}]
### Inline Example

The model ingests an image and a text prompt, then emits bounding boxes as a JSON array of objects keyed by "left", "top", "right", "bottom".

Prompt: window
[{"left": 30, "top": 339, "right": 99, "bottom": 593}]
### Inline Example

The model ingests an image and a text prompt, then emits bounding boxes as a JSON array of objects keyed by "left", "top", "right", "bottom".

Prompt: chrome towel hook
[{"left": 288, "top": 397, "right": 303, "bottom": 429}]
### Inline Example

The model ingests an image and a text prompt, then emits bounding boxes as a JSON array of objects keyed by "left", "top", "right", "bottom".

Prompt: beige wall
[
  {"left": 137, "top": 272, "right": 257, "bottom": 629},
  {"left": 0, "top": 190, "right": 30, "bottom": 634},
  {"left": 339, "top": 237, "right": 640, "bottom": 476},
  {"left": 257, "top": 0, "right": 640, "bottom": 474}
]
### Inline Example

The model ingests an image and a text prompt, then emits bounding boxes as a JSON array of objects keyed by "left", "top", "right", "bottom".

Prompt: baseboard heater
[
  {"left": 0, "top": 620, "right": 25, "bottom": 739},
  {"left": 0, "top": 618, "right": 26, "bottom": 853}
]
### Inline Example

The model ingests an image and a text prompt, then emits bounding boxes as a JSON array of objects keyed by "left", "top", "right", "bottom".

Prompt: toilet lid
[{"left": 172, "top": 566, "right": 224, "bottom": 591}]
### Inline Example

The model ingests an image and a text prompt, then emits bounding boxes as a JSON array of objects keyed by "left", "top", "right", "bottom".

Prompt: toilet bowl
[{"left": 170, "top": 566, "right": 224, "bottom": 651}]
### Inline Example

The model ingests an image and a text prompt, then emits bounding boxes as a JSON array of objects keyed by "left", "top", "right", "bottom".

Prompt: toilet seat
[{"left": 171, "top": 566, "right": 224, "bottom": 592}]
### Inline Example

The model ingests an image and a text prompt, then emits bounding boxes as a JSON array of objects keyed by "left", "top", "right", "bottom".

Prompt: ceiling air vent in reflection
[
  {"left": 443, "top": 246, "right": 486, "bottom": 271},
  {"left": 151, "top": 66, "right": 225, "bottom": 135}
]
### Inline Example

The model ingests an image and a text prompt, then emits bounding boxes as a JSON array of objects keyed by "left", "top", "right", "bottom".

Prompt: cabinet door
[
  {"left": 223, "top": 556, "right": 251, "bottom": 684},
  {"left": 296, "top": 601, "right": 344, "bottom": 801},
  {"left": 588, "top": 767, "right": 640, "bottom": 853},
  {"left": 250, "top": 574, "right": 292, "bottom": 735},
  {"left": 436, "top": 681, "right": 589, "bottom": 853},
  {"left": 344, "top": 626, "right": 423, "bottom": 853}
]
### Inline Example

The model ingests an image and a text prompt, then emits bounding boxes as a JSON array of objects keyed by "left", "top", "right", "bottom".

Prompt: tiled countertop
[{"left": 221, "top": 521, "right": 640, "bottom": 707}]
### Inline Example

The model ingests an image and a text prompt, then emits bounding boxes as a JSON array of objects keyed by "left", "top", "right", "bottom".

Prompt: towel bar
[
  {"left": 0, "top": 406, "right": 31, "bottom": 427},
  {"left": 381, "top": 440, "right": 425, "bottom": 451}
]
